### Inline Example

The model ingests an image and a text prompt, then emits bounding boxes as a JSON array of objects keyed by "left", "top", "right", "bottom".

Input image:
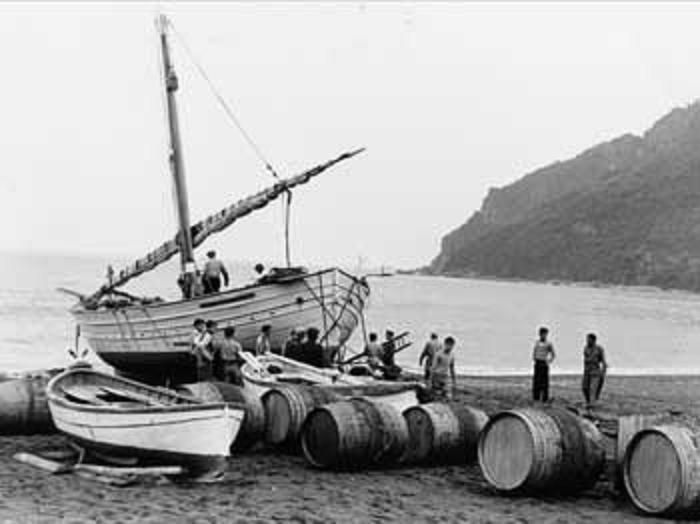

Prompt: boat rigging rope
[
  {"left": 167, "top": 18, "right": 296, "bottom": 266},
  {"left": 167, "top": 20, "right": 281, "bottom": 181}
]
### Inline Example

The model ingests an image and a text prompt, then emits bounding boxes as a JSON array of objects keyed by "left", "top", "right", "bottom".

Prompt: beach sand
[{"left": 2, "top": 375, "right": 698, "bottom": 523}]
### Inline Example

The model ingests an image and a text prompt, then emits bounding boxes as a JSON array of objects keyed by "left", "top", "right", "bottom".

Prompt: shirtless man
[
  {"left": 431, "top": 336, "right": 457, "bottom": 401},
  {"left": 219, "top": 326, "right": 244, "bottom": 385},
  {"left": 202, "top": 250, "right": 229, "bottom": 294}
]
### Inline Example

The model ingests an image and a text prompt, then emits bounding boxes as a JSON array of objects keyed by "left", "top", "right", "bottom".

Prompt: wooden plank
[
  {"left": 98, "top": 386, "right": 165, "bottom": 407},
  {"left": 75, "top": 463, "right": 184, "bottom": 477},
  {"left": 61, "top": 386, "right": 109, "bottom": 406},
  {"left": 13, "top": 452, "right": 73, "bottom": 474},
  {"left": 74, "top": 468, "right": 138, "bottom": 487}
]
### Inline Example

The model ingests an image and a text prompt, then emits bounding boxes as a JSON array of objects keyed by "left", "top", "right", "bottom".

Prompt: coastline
[
  {"left": 2, "top": 374, "right": 695, "bottom": 522},
  {"left": 405, "top": 270, "right": 700, "bottom": 298}
]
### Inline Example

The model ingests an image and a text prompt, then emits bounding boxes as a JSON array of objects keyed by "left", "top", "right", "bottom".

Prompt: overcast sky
[{"left": 2, "top": 2, "right": 700, "bottom": 269}]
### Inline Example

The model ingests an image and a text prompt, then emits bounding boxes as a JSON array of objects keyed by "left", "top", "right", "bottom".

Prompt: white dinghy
[{"left": 47, "top": 367, "right": 244, "bottom": 477}]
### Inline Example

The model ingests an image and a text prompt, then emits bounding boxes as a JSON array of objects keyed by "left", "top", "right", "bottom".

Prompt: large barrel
[
  {"left": 350, "top": 398, "right": 409, "bottom": 466},
  {"left": 300, "top": 398, "right": 409, "bottom": 469},
  {"left": 262, "top": 385, "right": 341, "bottom": 446},
  {"left": 614, "top": 414, "right": 662, "bottom": 492},
  {"left": 403, "top": 403, "right": 488, "bottom": 465},
  {"left": 0, "top": 375, "right": 54, "bottom": 435},
  {"left": 178, "top": 382, "right": 265, "bottom": 450},
  {"left": 623, "top": 424, "right": 700, "bottom": 517},
  {"left": 478, "top": 407, "right": 604, "bottom": 494}
]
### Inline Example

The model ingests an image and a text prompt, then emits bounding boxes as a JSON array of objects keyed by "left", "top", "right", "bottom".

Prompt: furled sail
[{"left": 87, "top": 148, "right": 364, "bottom": 302}]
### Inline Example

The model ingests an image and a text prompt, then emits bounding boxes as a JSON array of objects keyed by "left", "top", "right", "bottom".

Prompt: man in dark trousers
[
  {"left": 532, "top": 326, "right": 555, "bottom": 402},
  {"left": 582, "top": 332, "right": 607, "bottom": 411},
  {"left": 202, "top": 250, "right": 229, "bottom": 294},
  {"left": 419, "top": 332, "right": 441, "bottom": 383}
]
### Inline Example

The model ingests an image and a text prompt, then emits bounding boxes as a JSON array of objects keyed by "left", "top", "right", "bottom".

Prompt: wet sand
[{"left": 2, "top": 375, "right": 699, "bottom": 523}]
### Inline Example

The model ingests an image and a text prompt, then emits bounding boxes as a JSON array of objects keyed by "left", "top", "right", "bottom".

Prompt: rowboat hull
[
  {"left": 242, "top": 354, "right": 422, "bottom": 412},
  {"left": 72, "top": 268, "right": 369, "bottom": 383},
  {"left": 47, "top": 368, "right": 244, "bottom": 475}
]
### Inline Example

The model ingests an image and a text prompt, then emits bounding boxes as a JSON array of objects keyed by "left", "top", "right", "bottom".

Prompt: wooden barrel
[
  {"left": 262, "top": 385, "right": 341, "bottom": 446},
  {"left": 300, "top": 398, "right": 409, "bottom": 469},
  {"left": 478, "top": 407, "right": 605, "bottom": 494},
  {"left": 623, "top": 425, "right": 700, "bottom": 517},
  {"left": 0, "top": 376, "right": 54, "bottom": 435},
  {"left": 350, "top": 398, "right": 409, "bottom": 466},
  {"left": 177, "top": 381, "right": 265, "bottom": 450},
  {"left": 403, "top": 403, "right": 488, "bottom": 465},
  {"left": 450, "top": 403, "right": 490, "bottom": 461},
  {"left": 614, "top": 414, "right": 662, "bottom": 492}
]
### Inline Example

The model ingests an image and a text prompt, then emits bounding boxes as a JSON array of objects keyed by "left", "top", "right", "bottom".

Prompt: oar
[{"left": 56, "top": 287, "right": 87, "bottom": 302}]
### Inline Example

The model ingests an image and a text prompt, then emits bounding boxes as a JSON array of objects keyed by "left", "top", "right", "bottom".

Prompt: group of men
[
  {"left": 364, "top": 330, "right": 402, "bottom": 380},
  {"left": 281, "top": 327, "right": 327, "bottom": 368},
  {"left": 415, "top": 327, "right": 609, "bottom": 409},
  {"left": 178, "top": 250, "right": 230, "bottom": 299},
  {"left": 532, "top": 326, "right": 608, "bottom": 410},
  {"left": 418, "top": 333, "right": 457, "bottom": 400},
  {"left": 190, "top": 321, "right": 274, "bottom": 382}
]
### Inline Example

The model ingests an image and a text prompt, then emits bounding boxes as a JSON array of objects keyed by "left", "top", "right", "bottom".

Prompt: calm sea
[{"left": 3, "top": 252, "right": 700, "bottom": 375}]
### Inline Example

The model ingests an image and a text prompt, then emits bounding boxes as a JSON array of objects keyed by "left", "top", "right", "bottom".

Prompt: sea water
[{"left": 3, "top": 251, "right": 700, "bottom": 375}]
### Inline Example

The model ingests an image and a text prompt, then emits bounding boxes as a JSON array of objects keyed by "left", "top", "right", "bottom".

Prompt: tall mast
[{"left": 156, "top": 15, "right": 196, "bottom": 297}]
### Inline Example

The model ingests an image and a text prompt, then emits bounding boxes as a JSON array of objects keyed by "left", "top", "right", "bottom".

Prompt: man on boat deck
[
  {"left": 582, "top": 332, "right": 607, "bottom": 411},
  {"left": 218, "top": 326, "right": 244, "bottom": 385},
  {"left": 255, "top": 324, "right": 272, "bottom": 356},
  {"left": 364, "top": 332, "right": 384, "bottom": 374},
  {"left": 532, "top": 326, "right": 556, "bottom": 403},
  {"left": 202, "top": 250, "right": 229, "bottom": 294},
  {"left": 190, "top": 318, "right": 213, "bottom": 381},
  {"left": 381, "top": 329, "right": 402, "bottom": 380},
  {"left": 419, "top": 333, "right": 442, "bottom": 382},
  {"left": 430, "top": 336, "right": 457, "bottom": 401}
]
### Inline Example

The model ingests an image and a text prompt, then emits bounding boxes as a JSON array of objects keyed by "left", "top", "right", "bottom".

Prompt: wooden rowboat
[
  {"left": 47, "top": 367, "right": 244, "bottom": 477},
  {"left": 241, "top": 353, "right": 422, "bottom": 411}
]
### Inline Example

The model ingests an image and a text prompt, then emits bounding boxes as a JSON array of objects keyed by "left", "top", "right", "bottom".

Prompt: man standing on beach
[
  {"left": 219, "top": 326, "right": 244, "bottom": 385},
  {"left": 582, "top": 332, "right": 607, "bottom": 410},
  {"left": 191, "top": 318, "right": 213, "bottom": 381},
  {"left": 430, "top": 336, "right": 457, "bottom": 401},
  {"left": 419, "top": 333, "right": 441, "bottom": 382},
  {"left": 255, "top": 324, "right": 272, "bottom": 356},
  {"left": 532, "top": 327, "right": 555, "bottom": 403}
]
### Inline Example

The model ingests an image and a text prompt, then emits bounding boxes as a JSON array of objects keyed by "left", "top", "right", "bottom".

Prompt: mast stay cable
[
  {"left": 167, "top": 20, "right": 281, "bottom": 180},
  {"left": 167, "top": 18, "right": 296, "bottom": 266}
]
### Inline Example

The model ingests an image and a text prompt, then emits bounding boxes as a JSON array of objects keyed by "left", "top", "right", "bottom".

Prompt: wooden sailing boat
[{"left": 69, "top": 16, "right": 369, "bottom": 384}]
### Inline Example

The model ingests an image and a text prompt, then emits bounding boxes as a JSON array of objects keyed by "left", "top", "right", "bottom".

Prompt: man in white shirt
[{"left": 190, "top": 318, "right": 213, "bottom": 380}]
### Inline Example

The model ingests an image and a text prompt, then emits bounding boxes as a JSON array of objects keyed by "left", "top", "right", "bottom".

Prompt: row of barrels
[
  {"left": 301, "top": 399, "right": 488, "bottom": 469},
  {"left": 3, "top": 375, "right": 700, "bottom": 519}
]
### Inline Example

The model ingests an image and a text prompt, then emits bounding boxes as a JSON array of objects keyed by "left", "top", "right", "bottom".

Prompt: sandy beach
[{"left": 2, "top": 374, "right": 697, "bottom": 523}]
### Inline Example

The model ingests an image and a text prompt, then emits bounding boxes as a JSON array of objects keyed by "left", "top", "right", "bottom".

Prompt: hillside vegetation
[{"left": 430, "top": 101, "right": 700, "bottom": 291}]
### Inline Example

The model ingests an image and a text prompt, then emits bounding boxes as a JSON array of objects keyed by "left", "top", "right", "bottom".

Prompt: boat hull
[{"left": 72, "top": 268, "right": 369, "bottom": 383}]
